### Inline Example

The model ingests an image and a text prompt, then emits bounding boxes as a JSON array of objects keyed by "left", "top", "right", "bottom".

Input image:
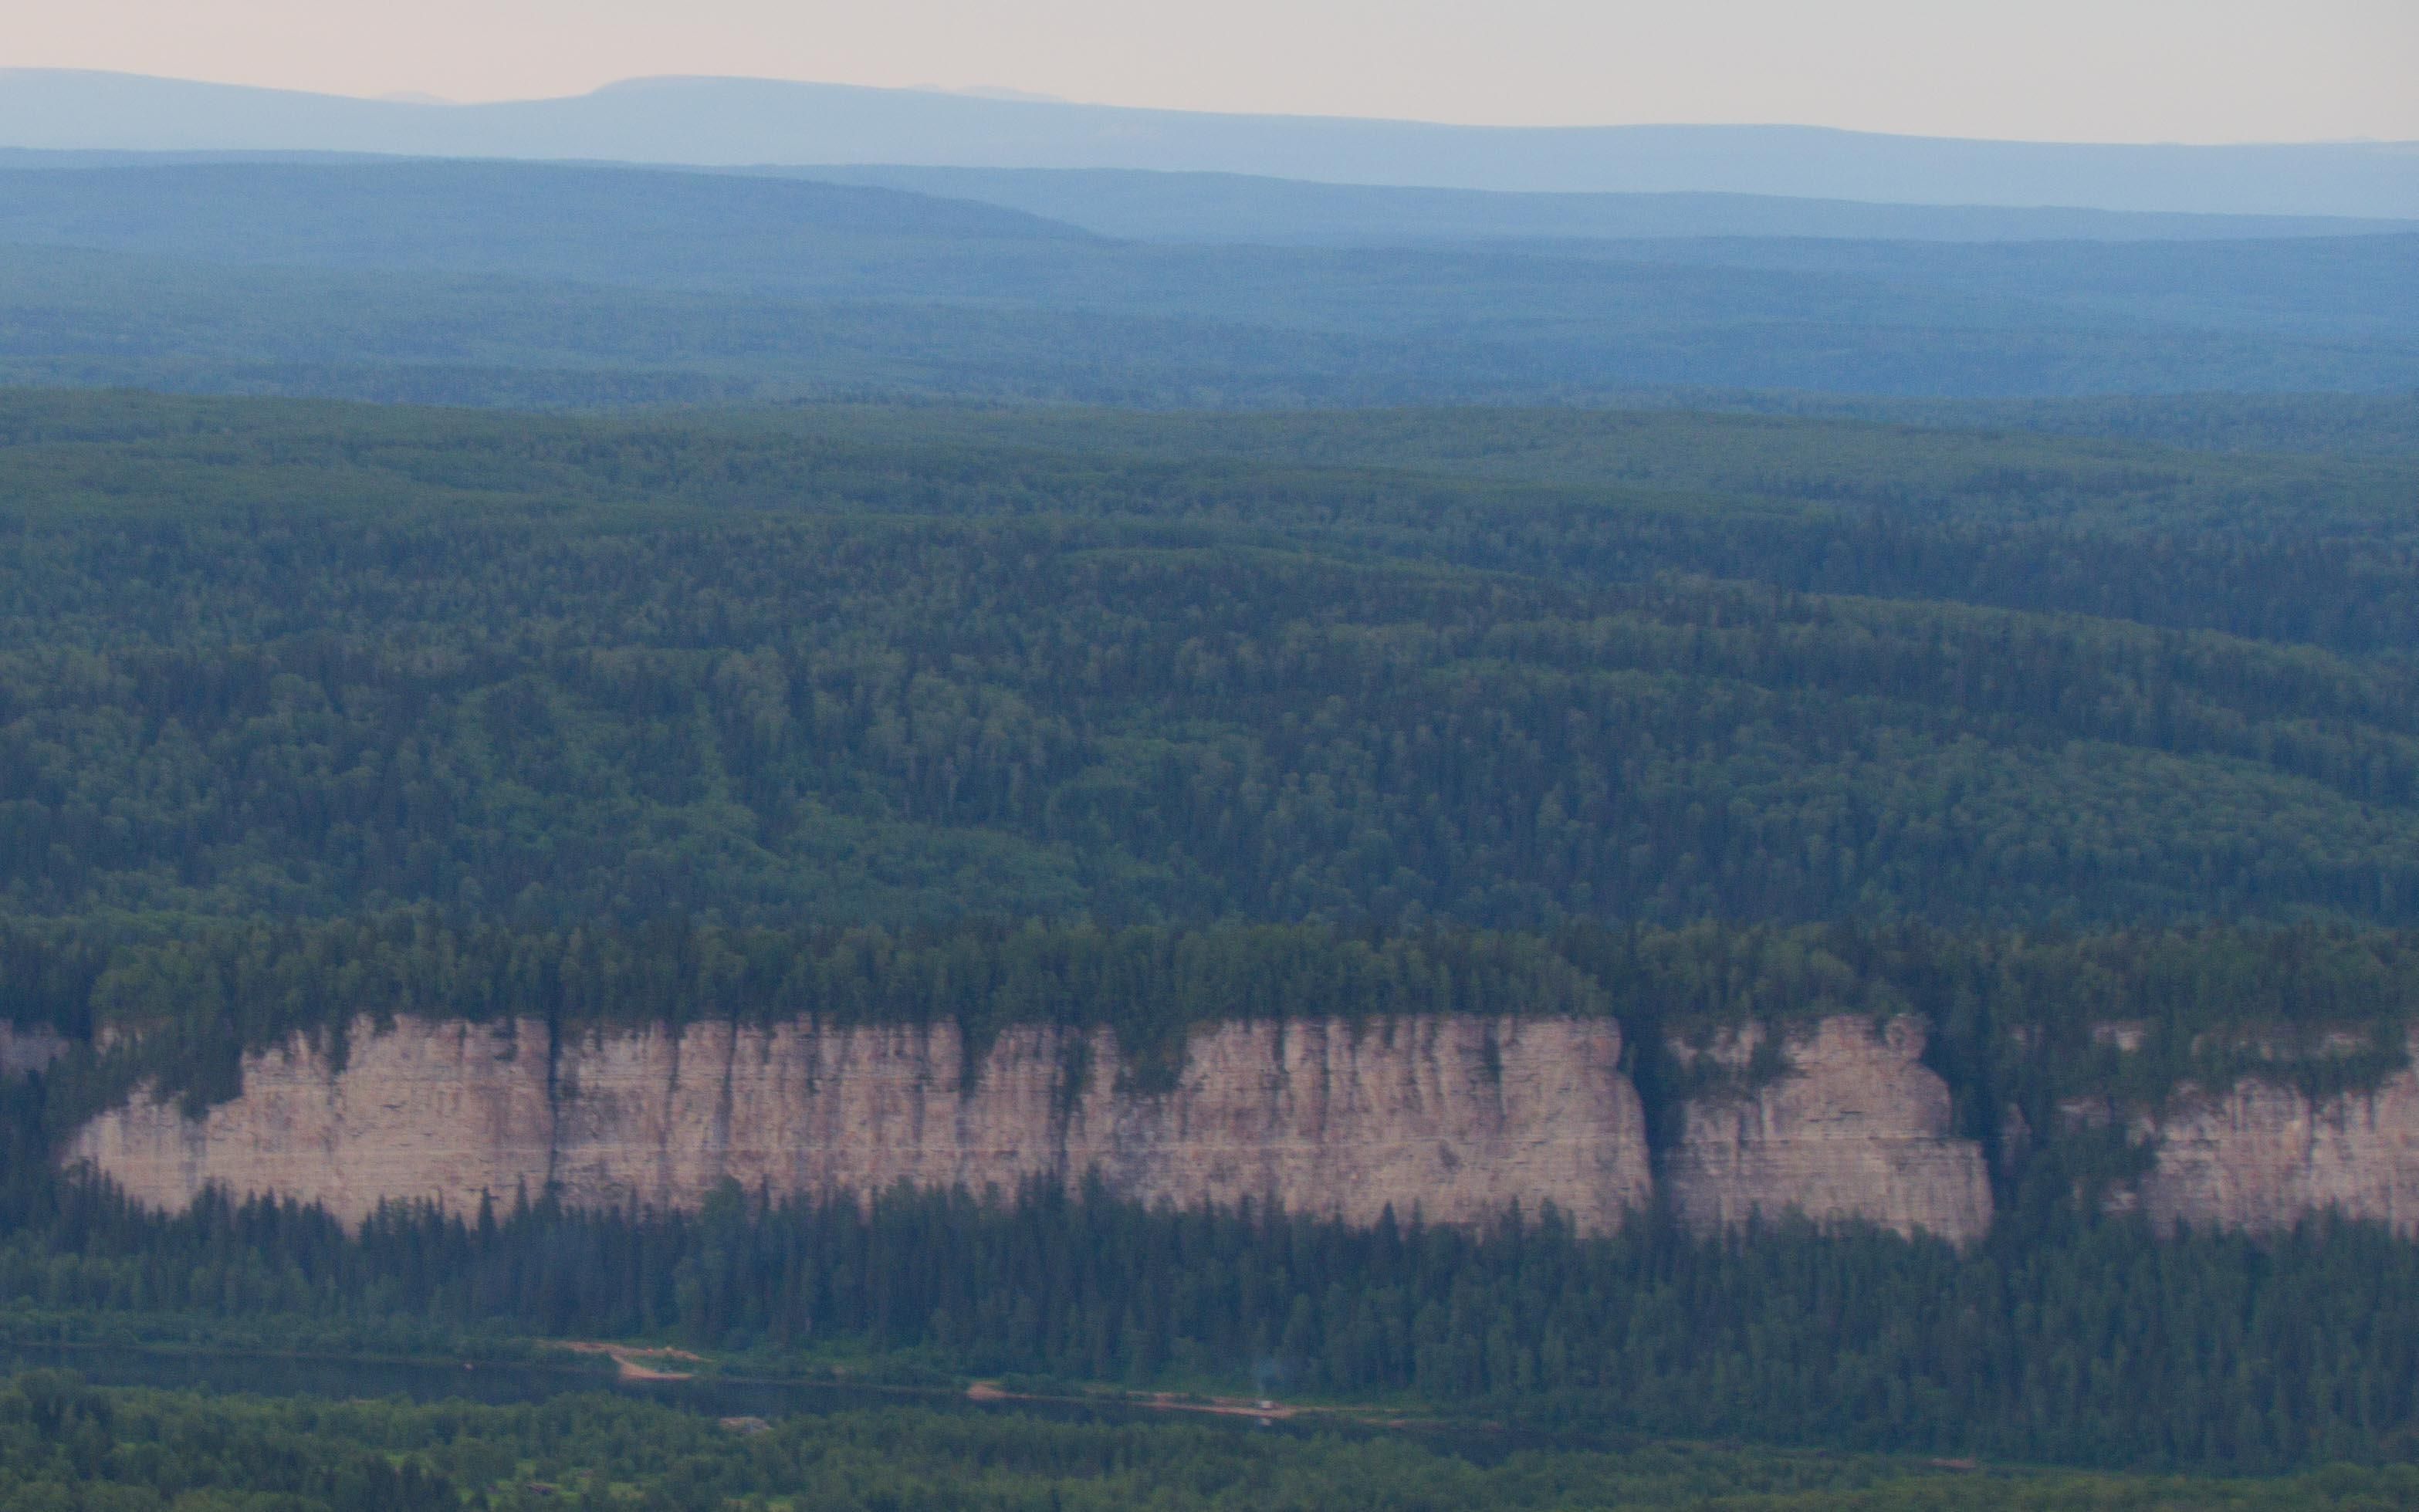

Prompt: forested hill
[
  {"left": 2, "top": 157, "right": 2414, "bottom": 407},
  {"left": 3, "top": 388, "right": 2416, "bottom": 928},
  {"left": 19, "top": 383, "right": 2419, "bottom": 1480}
]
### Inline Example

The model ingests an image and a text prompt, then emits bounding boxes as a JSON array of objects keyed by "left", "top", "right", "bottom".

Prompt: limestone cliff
[
  {"left": 1663, "top": 1015, "right": 1994, "bottom": 1246},
  {"left": 2125, "top": 1034, "right": 2419, "bottom": 1234},
  {"left": 62, "top": 1006, "right": 2419, "bottom": 1244},
  {"left": 69, "top": 1017, "right": 559, "bottom": 1226},
  {"left": 69, "top": 1013, "right": 1651, "bottom": 1233}
]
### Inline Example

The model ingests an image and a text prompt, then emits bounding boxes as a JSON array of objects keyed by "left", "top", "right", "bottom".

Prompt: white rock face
[
  {"left": 69, "top": 1010, "right": 2419, "bottom": 1244},
  {"left": 2129, "top": 1035, "right": 2419, "bottom": 1234},
  {"left": 68, "top": 1018, "right": 557, "bottom": 1224},
  {"left": 1100, "top": 1016, "right": 1651, "bottom": 1230},
  {"left": 1663, "top": 1015, "right": 1994, "bottom": 1246},
  {"left": 69, "top": 1013, "right": 1651, "bottom": 1233}
]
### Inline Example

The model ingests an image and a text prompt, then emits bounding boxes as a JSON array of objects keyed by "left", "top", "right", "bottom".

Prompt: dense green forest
[
  {"left": 8, "top": 916, "right": 2419, "bottom": 1472},
  {"left": 9, "top": 1156, "right": 2419, "bottom": 1470},
  {"left": 5, "top": 391, "right": 2418, "bottom": 923},
  {"left": 9, "top": 386, "right": 2419, "bottom": 1490},
  {"left": 13, "top": 914, "right": 2417, "bottom": 1131},
  {"left": 3, "top": 989, "right": 2419, "bottom": 1493},
  {"left": 7, "top": 1165, "right": 2419, "bottom": 1473},
  {"left": 0, "top": 105, "right": 2414, "bottom": 1512},
  {"left": 13, "top": 1371, "right": 2419, "bottom": 1512}
]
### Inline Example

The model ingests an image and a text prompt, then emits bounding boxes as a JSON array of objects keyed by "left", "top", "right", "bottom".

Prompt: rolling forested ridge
[
  {"left": 5, "top": 393, "right": 2419, "bottom": 924},
  {"left": 1, "top": 157, "right": 2416, "bottom": 408},
  {"left": 7, "top": 384, "right": 2419, "bottom": 1493},
  {"left": 2, "top": 132, "right": 2418, "bottom": 1504}
]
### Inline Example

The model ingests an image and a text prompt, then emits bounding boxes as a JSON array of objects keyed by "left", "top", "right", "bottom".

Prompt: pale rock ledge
[
  {"left": 2126, "top": 1033, "right": 2419, "bottom": 1235},
  {"left": 1663, "top": 1015, "right": 1994, "bottom": 1246},
  {"left": 68, "top": 1013, "right": 1653, "bottom": 1233}
]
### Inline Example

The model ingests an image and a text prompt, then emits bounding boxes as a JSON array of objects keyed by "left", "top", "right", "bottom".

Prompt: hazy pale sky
[{"left": 9, "top": 0, "right": 2417, "bottom": 143}]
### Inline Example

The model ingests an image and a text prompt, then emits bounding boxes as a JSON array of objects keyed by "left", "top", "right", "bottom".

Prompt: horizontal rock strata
[
  {"left": 64, "top": 1010, "right": 2419, "bottom": 1243},
  {"left": 1663, "top": 1015, "right": 1994, "bottom": 1246},
  {"left": 2128, "top": 1035, "right": 2419, "bottom": 1234},
  {"left": 69, "top": 1013, "right": 1653, "bottom": 1233}
]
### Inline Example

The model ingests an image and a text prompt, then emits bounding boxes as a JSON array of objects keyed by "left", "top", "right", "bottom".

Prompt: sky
[{"left": 8, "top": 0, "right": 2417, "bottom": 144}]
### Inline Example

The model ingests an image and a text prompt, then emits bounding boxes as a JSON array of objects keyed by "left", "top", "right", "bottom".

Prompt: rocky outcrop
[
  {"left": 2127, "top": 1034, "right": 2419, "bottom": 1235},
  {"left": 1098, "top": 1016, "right": 1649, "bottom": 1230},
  {"left": 69, "top": 1013, "right": 1651, "bottom": 1233},
  {"left": 1663, "top": 1015, "right": 1993, "bottom": 1246},
  {"left": 69, "top": 1018, "right": 559, "bottom": 1226},
  {"left": 65, "top": 1006, "right": 2419, "bottom": 1245}
]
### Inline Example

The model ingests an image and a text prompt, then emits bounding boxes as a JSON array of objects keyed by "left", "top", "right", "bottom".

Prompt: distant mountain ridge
[
  {"left": 0, "top": 154, "right": 2408, "bottom": 406},
  {"left": 0, "top": 161, "right": 1094, "bottom": 278},
  {"left": 787, "top": 166, "right": 2417, "bottom": 245},
  {"left": 8, "top": 150, "right": 2402, "bottom": 245},
  {"left": 4, "top": 68, "right": 2416, "bottom": 218}
]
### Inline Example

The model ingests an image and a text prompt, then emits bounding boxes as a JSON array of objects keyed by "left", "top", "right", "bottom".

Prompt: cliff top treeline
[
  {"left": 13, "top": 386, "right": 2419, "bottom": 1483},
  {"left": 14, "top": 915, "right": 2419, "bottom": 1131},
  {"left": 5, "top": 391, "right": 2419, "bottom": 929}
]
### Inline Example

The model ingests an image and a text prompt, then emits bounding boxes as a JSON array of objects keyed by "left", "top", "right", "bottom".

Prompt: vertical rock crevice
[
  {"left": 59, "top": 1011, "right": 2419, "bottom": 1243},
  {"left": 66, "top": 1012, "right": 1655, "bottom": 1233},
  {"left": 1660, "top": 1015, "right": 1995, "bottom": 1246}
]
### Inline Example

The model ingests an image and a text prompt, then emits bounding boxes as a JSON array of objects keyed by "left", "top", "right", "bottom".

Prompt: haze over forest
[
  {"left": 5, "top": 42, "right": 2419, "bottom": 1512},
  {"left": 7, "top": 67, "right": 2419, "bottom": 215}
]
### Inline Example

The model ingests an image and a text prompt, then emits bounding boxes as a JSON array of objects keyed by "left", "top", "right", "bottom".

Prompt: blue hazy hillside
[
  {"left": 0, "top": 161, "right": 1098, "bottom": 287},
  {"left": 790, "top": 164, "right": 2419, "bottom": 245},
  {"left": 0, "top": 157, "right": 2411, "bottom": 406},
  {"left": 4, "top": 67, "right": 2417, "bottom": 218},
  {"left": 7, "top": 161, "right": 2410, "bottom": 328},
  {"left": 15, "top": 150, "right": 2407, "bottom": 245},
  {"left": 14, "top": 59, "right": 2419, "bottom": 1498}
]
